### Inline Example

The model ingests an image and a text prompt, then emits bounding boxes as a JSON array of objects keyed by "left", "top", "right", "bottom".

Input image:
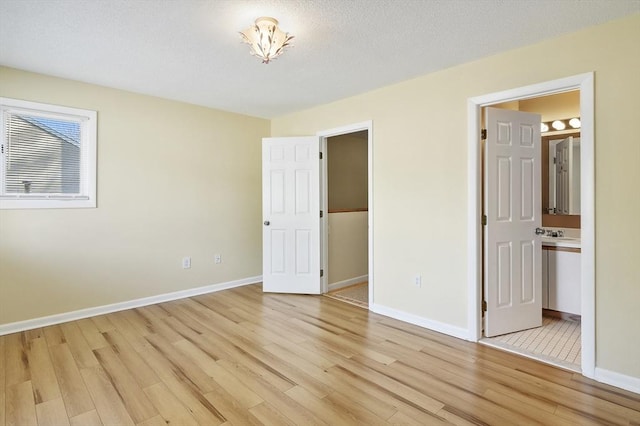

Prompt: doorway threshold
[
  {"left": 480, "top": 338, "right": 580, "bottom": 373},
  {"left": 324, "top": 282, "right": 369, "bottom": 309}
]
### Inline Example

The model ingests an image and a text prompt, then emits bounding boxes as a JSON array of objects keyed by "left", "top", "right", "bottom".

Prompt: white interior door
[
  {"left": 262, "top": 136, "right": 321, "bottom": 294},
  {"left": 484, "top": 107, "right": 542, "bottom": 337}
]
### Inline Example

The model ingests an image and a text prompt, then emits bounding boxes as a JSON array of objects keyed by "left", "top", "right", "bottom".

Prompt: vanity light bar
[{"left": 541, "top": 117, "right": 580, "bottom": 133}]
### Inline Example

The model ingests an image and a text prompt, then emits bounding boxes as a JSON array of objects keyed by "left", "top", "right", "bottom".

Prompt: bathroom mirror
[{"left": 542, "top": 132, "right": 581, "bottom": 215}]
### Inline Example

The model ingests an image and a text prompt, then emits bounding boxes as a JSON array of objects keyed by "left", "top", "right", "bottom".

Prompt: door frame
[
  {"left": 466, "top": 73, "right": 595, "bottom": 378},
  {"left": 317, "top": 121, "right": 373, "bottom": 306}
]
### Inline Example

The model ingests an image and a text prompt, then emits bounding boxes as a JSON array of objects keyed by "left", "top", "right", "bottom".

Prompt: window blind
[{"left": 3, "top": 113, "right": 83, "bottom": 197}]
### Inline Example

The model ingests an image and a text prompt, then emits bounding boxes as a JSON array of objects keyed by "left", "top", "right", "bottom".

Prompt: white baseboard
[
  {"left": 370, "top": 303, "right": 469, "bottom": 340},
  {"left": 328, "top": 275, "right": 368, "bottom": 291},
  {"left": 595, "top": 367, "right": 640, "bottom": 395},
  {"left": 0, "top": 275, "right": 262, "bottom": 336}
]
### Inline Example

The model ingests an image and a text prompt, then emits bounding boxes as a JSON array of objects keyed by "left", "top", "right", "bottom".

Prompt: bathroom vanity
[{"left": 542, "top": 233, "right": 581, "bottom": 315}]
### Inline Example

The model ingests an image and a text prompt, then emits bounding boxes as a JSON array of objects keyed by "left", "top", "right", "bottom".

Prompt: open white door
[
  {"left": 262, "top": 136, "right": 321, "bottom": 294},
  {"left": 484, "top": 108, "right": 542, "bottom": 337}
]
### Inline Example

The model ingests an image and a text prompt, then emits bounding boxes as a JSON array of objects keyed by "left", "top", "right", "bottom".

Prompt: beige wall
[
  {"left": 272, "top": 15, "right": 640, "bottom": 379},
  {"left": 328, "top": 132, "right": 368, "bottom": 211},
  {"left": 0, "top": 67, "right": 269, "bottom": 325},
  {"left": 328, "top": 212, "right": 368, "bottom": 285}
]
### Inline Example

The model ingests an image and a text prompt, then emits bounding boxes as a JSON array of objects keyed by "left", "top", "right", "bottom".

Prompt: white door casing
[
  {"left": 468, "top": 73, "right": 595, "bottom": 378},
  {"left": 484, "top": 107, "right": 542, "bottom": 337},
  {"left": 262, "top": 136, "right": 321, "bottom": 294}
]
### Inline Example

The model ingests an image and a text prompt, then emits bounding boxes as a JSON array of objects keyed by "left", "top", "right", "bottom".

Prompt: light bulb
[{"left": 551, "top": 120, "right": 566, "bottom": 131}]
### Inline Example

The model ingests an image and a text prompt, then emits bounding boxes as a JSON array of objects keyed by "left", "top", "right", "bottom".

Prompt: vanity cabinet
[
  {"left": 542, "top": 251, "right": 549, "bottom": 309},
  {"left": 542, "top": 247, "right": 581, "bottom": 315}
]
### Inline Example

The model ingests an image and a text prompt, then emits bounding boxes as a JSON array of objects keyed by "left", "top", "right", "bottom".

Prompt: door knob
[{"left": 264, "top": 221, "right": 270, "bottom": 226}]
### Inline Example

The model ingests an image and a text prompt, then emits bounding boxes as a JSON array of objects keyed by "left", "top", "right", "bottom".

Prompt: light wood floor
[{"left": 2, "top": 284, "right": 639, "bottom": 425}]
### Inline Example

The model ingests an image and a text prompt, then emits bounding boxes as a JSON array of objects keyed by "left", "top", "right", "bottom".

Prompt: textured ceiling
[{"left": 1, "top": 0, "right": 638, "bottom": 118}]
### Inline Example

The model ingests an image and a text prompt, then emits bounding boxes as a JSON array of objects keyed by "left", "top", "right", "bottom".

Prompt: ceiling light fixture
[
  {"left": 540, "top": 117, "right": 581, "bottom": 133},
  {"left": 240, "top": 17, "right": 293, "bottom": 64}
]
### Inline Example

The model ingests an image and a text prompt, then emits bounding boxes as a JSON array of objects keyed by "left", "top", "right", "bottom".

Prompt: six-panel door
[{"left": 262, "top": 136, "right": 321, "bottom": 294}]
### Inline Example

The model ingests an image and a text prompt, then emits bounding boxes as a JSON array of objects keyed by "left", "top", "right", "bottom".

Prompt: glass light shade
[
  {"left": 240, "top": 17, "right": 294, "bottom": 64},
  {"left": 569, "top": 118, "right": 581, "bottom": 128},
  {"left": 551, "top": 120, "right": 566, "bottom": 130},
  {"left": 541, "top": 123, "right": 549, "bottom": 132}
]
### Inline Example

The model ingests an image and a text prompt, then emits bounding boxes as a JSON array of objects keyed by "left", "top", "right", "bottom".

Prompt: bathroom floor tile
[{"left": 481, "top": 315, "right": 581, "bottom": 372}]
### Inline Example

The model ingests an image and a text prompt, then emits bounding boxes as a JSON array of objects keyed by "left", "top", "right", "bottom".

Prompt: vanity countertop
[{"left": 542, "top": 236, "right": 581, "bottom": 249}]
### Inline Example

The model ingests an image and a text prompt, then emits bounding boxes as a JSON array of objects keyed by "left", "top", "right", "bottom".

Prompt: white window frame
[{"left": 0, "top": 97, "right": 97, "bottom": 209}]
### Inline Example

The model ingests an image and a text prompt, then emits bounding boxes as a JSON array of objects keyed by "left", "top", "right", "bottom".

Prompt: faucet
[{"left": 537, "top": 228, "right": 564, "bottom": 238}]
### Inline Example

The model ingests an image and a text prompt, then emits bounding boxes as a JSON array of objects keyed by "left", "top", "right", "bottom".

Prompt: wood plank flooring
[{"left": 2, "top": 283, "right": 639, "bottom": 425}]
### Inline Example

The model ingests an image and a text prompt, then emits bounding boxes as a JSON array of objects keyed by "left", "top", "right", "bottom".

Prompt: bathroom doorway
[
  {"left": 467, "top": 73, "right": 595, "bottom": 378},
  {"left": 480, "top": 92, "right": 583, "bottom": 371}
]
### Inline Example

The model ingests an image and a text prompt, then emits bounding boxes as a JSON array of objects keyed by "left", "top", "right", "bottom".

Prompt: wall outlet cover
[{"left": 182, "top": 257, "right": 191, "bottom": 269}]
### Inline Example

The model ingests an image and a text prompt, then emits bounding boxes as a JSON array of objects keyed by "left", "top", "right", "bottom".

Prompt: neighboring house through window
[{"left": 0, "top": 97, "right": 97, "bottom": 209}]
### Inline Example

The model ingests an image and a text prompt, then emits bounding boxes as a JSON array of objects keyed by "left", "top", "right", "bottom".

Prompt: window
[{"left": 0, "top": 97, "right": 97, "bottom": 209}]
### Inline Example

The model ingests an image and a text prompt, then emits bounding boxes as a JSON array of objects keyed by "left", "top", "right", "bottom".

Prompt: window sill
[{"left": 0, "top": 198, "right": 96, "bottom": 209}]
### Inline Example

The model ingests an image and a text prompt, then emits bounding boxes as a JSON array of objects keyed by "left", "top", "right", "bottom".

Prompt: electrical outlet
[
  {"left": 414, "top": 274, "right": 422, "bottom": 288},
  {"left": 214, "top": 254, "right": 222, "bottom": 264},
  {"left": 182, "top": 256, "right": 191, "bottom": 269}
]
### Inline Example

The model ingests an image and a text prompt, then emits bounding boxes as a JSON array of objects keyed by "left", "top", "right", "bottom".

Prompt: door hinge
[
  {"left": 320, "top": 210, "right": 323, "bottom": 218},
  {"left": 320, "top": 269, "right": 324, "bottom": 277},
  {"left": 481, "top": 129, "right": 487, "bottom": 140},
  {"left": 319, "top": 152, "right": 323, "bottom": 160},
  {"left": 482, "top": 300, "right": 487, "bottom": 312},
  {"left": 482, "top": 215, "right": 487, "bottom": 226}
]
